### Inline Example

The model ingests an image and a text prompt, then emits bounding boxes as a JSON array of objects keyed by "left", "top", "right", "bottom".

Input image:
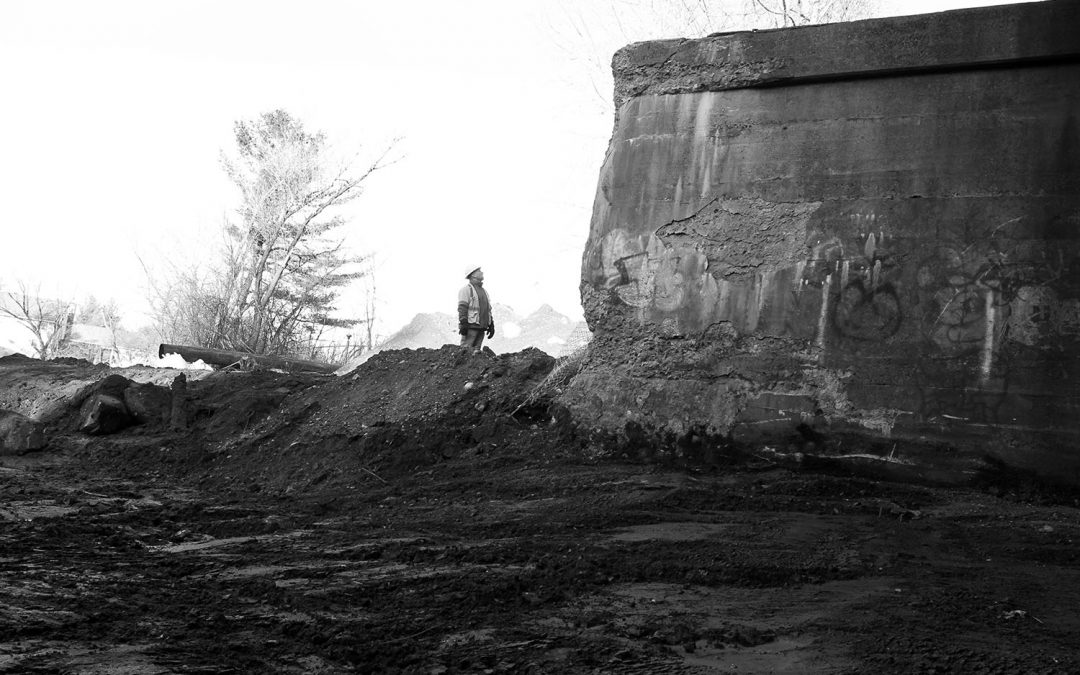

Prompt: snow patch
[
  {"left": 0, "top": 316, "right": 34, "bottom": 356},
  {"left": 502, "top": 322, "right": 522, "bottom": 339},
  {"left": 136, "top": 353, "right": 214, "bottom": 370}
]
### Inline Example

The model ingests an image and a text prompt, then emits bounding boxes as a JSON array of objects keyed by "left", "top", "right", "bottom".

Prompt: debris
[
  {"left": 0, "top": 409, "right": 45, "bottom": 455},
  {"left": 158, "top": 343, "right": 338, "bottom": 374},
  {"left": 877, "top": 500, "right": 921, "bottom": 520},
  {"left": 78, "top": 393, "right": 133, "bottom": 435},
  {"left": 1002, "top": 609, "right": 1043, "bottom": 624},
  {"left": 361, "top": 467, "right": 387, "bottom": 485},
  {"left": 170, "top": 373, "right": 188, "bottom": 430},
  {"left": 123, "top": 381, "right": 171, "bottom": 425}
]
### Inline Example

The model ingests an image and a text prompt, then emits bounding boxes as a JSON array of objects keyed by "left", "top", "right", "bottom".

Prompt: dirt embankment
[
  {"left": 0, "top": 346, "right": 558, "bottom": 490},
  {"left": 2, "top": 347, "right": 1079, "bottom": 673}
]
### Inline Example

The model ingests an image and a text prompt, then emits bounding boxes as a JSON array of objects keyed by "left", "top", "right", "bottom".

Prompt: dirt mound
[
  {"left": 328, "top": 345, "right": 555, "bottom": 427},
  {"left": 0, "top": 354, "right": 208, "bottom": 428},
  {"left": 52, "top": 346, "right": 558, "bottom": 494}
]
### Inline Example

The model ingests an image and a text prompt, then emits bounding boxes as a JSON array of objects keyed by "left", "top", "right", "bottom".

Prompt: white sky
[{"left": 0, "top": 0, "right": 1032, "bottom": 336}]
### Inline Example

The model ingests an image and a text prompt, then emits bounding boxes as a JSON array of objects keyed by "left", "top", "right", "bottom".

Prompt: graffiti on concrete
[
  {"left": 596, "top": 228, "right": 718, "bottom": 333},
  {"left": 911, "top": 221, "right": 1080, "bottom": 383},
  {"left": 574, "top": 0, "right": 1080, "bottom": 481},
  {"left": 834, "top": 281, "right": 903, "bottom": 341},
  {"left": 594, "top": 209, "right": 1080, "bottom": 388}
]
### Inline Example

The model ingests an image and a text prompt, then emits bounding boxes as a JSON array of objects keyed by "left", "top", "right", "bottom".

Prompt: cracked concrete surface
[{"left": 567, "top": 1, "right": 1080, "bottom": 485}]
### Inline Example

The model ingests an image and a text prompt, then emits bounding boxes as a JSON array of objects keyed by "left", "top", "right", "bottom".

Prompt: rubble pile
[{"left": 0, "top": 346, "right": 559, "bottom": 492}]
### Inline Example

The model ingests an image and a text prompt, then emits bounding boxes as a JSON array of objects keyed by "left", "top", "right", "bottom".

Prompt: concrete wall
[{"left": 566, "top": 0, "right": 1080, "bottom": 483}]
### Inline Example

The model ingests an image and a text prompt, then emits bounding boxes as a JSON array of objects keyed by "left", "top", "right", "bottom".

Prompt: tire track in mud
[{"left": 4, "top": 456, "right": 1079, "bottom": 673}]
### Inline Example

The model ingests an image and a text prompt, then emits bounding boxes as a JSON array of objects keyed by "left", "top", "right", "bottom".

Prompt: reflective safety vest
[{"left": 457, "top": 283, "right": 491, "bottom": 326}]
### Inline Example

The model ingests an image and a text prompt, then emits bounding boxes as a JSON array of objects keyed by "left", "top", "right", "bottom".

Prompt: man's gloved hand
[
  {"left": 459, "top": 322, "right": 468, "bottom": 336},
  {"left": 486, "top": 322, "right": 495, "bottom": 339}
]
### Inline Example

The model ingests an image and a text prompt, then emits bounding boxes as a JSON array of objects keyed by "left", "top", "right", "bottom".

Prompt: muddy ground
[{"left": 2, "top": 348, "right": 1079, "bottom": 673}]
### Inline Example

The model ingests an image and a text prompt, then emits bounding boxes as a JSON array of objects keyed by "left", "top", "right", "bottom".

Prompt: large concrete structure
[{"left": 565, "top": 0, "right": 1080, "bottom": 483}]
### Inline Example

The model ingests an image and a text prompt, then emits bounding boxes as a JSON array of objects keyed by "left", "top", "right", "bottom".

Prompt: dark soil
[{"left": 2, "top": 347, "right": 1079, "bottom": 673}]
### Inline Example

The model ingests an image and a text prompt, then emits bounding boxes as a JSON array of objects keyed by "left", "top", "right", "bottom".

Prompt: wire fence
[{"left": 513, "top": 325, "right": 593, "bottom": 414}]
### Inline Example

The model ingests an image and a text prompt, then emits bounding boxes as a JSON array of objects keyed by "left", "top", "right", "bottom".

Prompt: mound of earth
[
  {"left": 0, "top": 353, "right": 210, "bottom": 425},
  {"left": 163, "top": 345, "right": 558, "bottom": 493},
  {"left": 1, "top": 346, "right": 1079, "bottom": 673},
  {"left": 0, "top": 346, "right": 557, "bottom": 491}
]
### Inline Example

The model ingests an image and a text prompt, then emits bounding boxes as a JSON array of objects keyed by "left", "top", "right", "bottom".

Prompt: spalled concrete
[
  {"left": 611, "top": 1, "right": 1080, "bottom": 108},
  {"left": 566, "top": 0, "right": 1080, "bottom": 484}
]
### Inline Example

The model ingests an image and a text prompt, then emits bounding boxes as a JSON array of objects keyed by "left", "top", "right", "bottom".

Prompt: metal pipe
[{"left": 157, "top": 344, "right": 338, "bottom": 374}]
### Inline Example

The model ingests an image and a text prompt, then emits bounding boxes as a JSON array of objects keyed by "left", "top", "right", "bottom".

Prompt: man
[{"left": 458, "top": 267, "right": 494, "bottom": 353}]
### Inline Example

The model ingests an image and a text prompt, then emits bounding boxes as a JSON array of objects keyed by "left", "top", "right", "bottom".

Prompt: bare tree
[
  {"left": 146, "top": 110, "right": 396, "bottom": 357},
  {"left": 76, "top": 295, "right": 121, "bottom": 328},
  {"left": 358, "top": 257, "right": 380, "bottom": 353},
  {"left": 748, "top": 0, "right": 874, "bottom": 28},
  {"left": 543, "top": 0, "right": 877, "bottom": 109},
  {"left": 142, "top": 255, "right": 222, "bottom": 349},
  {"left": 0, "top": 281, "right": 75, "bottom": 360},
  {"left": 76, "top": 295, "right": 122, "bottom": 360},
  {"left": 543, "top": 1, "right": 735, "bottom": 108}
]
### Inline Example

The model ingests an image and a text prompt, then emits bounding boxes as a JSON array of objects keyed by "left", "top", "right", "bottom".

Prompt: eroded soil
[{"left": 2, "top": 350, "right": 1079, "bottom": 673}]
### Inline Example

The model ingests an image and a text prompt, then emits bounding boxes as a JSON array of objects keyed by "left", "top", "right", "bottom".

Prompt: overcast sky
[{"left": 0, "top": 0, "right": 1031, "bottom": 336}]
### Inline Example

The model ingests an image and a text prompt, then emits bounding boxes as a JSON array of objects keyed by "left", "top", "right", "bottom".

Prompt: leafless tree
[
  {"left": 142, "top": 255, "right": 222, "bottom": 349},
  {"left": 748, "top": 0, "right": 874, "bottom": 28},
  {"left": 75, "top": 295, "right": 122, "bottom": 359},
  {"left": 146, "top": 110, "right": 396, "bottom": 357},
  {"left": 543, "top": 0, "right": 877, "bottom": 109},
  {"left": 0, "top": 281, "right": 75, "bottom": 360},
  {"left": 358, "top": 257, "right": 381, "bottom": 353}
]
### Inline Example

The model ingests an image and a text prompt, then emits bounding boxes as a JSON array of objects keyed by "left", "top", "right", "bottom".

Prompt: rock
[
  {"left": 94, "top": 374, "right": 133, "bottom": 399},
  {"left": 123, "top": 381, "right": 171, "bottom": 425},
  {"left": 0, "top": 409, "right": 45, "bottom": 455},
  {"left": 79, "top": 393, "right": 134, "bottom": 435},
  {"left": 69, "top": 373, "right": 132, "bottom": 413},
  {"left": 169, "top": 373, "right": 188, "bottom": 430}
]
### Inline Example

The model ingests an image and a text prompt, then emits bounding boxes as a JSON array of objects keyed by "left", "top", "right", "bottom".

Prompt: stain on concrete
[{"left": 566, "top": 1, "right": 1080, "bottom": 484}]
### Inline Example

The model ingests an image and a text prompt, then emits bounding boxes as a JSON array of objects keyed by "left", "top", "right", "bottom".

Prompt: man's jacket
[{"left": 457, "top": 282, "right": 493, "bottom": 328}]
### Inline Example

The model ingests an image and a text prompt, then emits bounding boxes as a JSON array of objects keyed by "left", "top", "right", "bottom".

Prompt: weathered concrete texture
[
  {"left": 612, "top": 0, "right": 1080, "bottom": 108},
  {"left": 568, "top": 0, "right": 1080, "bottom": 484}
]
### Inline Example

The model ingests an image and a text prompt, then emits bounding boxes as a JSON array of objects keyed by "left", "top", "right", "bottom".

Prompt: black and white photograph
[{"left": 1, "top": 0, "right": 1078, "bottom": 672}]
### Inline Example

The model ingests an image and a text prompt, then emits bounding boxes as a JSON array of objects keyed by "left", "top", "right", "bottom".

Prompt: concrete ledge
[{"left": 613, "top": 0, "right": 1080, "bottom": 106}]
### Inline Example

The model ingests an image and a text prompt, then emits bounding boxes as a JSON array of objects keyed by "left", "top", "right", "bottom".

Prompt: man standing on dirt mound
[{"left": 458, "top": 267, "right": 495, "bottom": 354}]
